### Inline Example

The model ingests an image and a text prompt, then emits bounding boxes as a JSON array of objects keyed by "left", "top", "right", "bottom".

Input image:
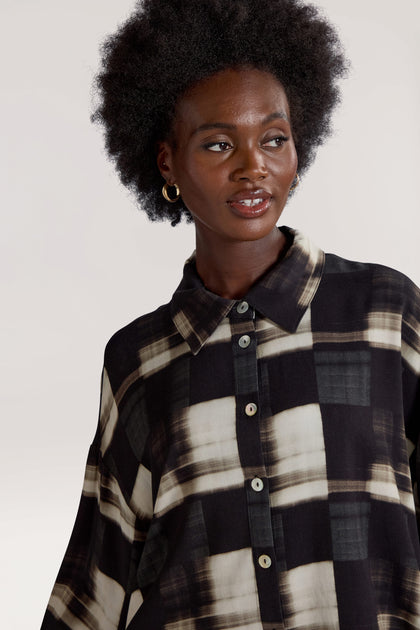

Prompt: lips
[{"left": 227, "top": 189, "right": 272, "bottom": 218}]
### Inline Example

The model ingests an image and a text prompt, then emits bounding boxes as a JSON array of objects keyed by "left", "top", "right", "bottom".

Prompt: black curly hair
[{"left": 93, "top": 0, "right": 348, "bottom": 226}]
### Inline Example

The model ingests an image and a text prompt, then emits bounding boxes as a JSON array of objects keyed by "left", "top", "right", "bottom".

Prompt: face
[{"left": 158, "top": 67, "right": 298, "bottom": 245}]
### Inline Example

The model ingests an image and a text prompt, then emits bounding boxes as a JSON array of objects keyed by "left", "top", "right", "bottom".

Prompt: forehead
[{"left": 174, "top": 67, "right": 290, "bottom": 128}]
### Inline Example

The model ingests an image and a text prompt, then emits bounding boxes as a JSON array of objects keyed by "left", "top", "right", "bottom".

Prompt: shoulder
[
  {"left": 311, "top": 252, "right": 420, "bottom": 332},
  {"left": 323, "top": 252, "right": 419, "bottom": 305},
  {"left": 324, "top": 252, "right": 409, "bottom": 282},
  {"left": 103, "top": 302, "right": 176, "bottom": 391}
]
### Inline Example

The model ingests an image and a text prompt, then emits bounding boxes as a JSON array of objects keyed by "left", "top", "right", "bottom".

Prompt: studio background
[{"left": 1, "top": 1, "right": 419, "bottom": 628}]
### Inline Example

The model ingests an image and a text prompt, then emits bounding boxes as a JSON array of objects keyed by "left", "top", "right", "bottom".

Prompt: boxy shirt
[{"left": 42, "top": 227, "right": 420, "bottom": 630}]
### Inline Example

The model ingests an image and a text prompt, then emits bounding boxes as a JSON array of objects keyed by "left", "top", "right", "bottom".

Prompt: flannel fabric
[{"left": 42, "top": 227, "right": 420, "bottom": 630}]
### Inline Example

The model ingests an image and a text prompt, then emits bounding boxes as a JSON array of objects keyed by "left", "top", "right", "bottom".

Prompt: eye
[
  {"left": 262, "top": 135, "right": 289, "bottom": 148},
  {"left": 203, "top": 141, "right": 233, "bottom": 152}
]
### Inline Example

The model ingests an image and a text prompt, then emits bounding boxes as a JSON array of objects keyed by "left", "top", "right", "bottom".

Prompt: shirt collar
[{"left": 170, "top": 227, "right": 325, "bottom": 355}]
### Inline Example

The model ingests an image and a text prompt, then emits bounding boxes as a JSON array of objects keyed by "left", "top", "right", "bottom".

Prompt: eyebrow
[{"left": 191, "top": 111, "right": 289, "bottom": 136}]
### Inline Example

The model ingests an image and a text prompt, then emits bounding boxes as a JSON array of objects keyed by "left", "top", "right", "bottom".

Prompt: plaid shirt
[{"left": 42, "top": 228, "right": 420, "bottom": 630}]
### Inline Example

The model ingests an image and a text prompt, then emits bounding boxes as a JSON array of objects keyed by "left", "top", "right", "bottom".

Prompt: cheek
[
  {"left": 282, "top": 142, "right": 298, "bottom": 170},
  {"left": 265, "top": 143, "right": 298, "bottom": 180},
  {"left": 177, "top": 161, "right": 222, "bottom": 197},
  {"left": 174, "top": 167, "right": 216, "bottom": 216},
  {"left": 290, "top": 143, "right": 299, "bottom": 172}
]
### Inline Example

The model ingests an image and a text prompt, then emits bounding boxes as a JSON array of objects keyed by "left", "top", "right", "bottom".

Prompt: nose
[{"left": 230, "top": 145, "right": 268, "bottom": 182}]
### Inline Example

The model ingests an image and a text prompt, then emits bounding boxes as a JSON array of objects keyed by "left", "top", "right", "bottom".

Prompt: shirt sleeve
[
  {"left": 41, "top": 365, "right": 152, "bottom": 630},
  {"left": 401, "top": 276, "right": 420, "bottom": 530}
]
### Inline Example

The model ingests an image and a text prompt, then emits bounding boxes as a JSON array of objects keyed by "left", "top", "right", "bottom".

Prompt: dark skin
[{"left": 158, "top": 68, "right": 298, "bottom": 299}]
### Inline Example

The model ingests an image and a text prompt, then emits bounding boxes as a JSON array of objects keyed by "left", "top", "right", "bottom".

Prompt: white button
[
  {"left": 258, "top": 554, "right": 272, "bottom": 569},
  {"left": 245, "top": 403, "right": 258, "bottom": 417},
  {"left": 237, "top": 301, "right": 249, "bottom": 314},
  {"left": 238, "top": 335, "right": 251, "bottom": 349},
  {"left": 251, "top": 477, "right": 264, "bottom": 492}
]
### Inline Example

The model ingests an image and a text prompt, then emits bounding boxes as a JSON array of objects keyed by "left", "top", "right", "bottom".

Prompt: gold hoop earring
[
  {"left": 289, "top": 173, "right": 300, "bottom": 193},
  {"left": 162, "top": 182, "right": 180, "bottom": 203}
]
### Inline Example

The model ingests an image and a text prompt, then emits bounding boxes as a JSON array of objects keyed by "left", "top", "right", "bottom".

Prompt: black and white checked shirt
[{"left": 42, "top": 228, "right": 420, "bottom": 630}]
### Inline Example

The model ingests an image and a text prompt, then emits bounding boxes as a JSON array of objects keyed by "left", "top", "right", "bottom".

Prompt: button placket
[{"left": 230, "top": 303, "right": 282, "bottom": 623}]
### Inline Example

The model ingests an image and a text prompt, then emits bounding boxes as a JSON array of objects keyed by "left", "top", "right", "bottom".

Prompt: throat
[{"left": 195, "top": 228, "right": 288, "bottom": 299}]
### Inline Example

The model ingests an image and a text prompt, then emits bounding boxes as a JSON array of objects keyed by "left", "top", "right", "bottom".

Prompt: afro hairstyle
[{"left": 93, "top": 0, "right": 348, "bottom": 225}]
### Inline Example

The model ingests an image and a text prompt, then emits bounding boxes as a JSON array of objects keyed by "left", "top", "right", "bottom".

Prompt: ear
[{"left": 157, "top": 141, "right": 176, "bottom": 184}]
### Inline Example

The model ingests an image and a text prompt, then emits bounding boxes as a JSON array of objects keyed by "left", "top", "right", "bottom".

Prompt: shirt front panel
[{"left": 134, "top": 312, "right": 418, "bottom": 629}]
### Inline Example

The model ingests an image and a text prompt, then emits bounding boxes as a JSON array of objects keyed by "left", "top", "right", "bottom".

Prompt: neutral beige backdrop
[{"left": 1, "top": 1, "right": 419, "bottom": 628}]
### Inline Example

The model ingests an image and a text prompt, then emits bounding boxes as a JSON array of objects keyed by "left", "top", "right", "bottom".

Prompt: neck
[{"left": 195, "top": 227, "right": 286, "bottom": 299}]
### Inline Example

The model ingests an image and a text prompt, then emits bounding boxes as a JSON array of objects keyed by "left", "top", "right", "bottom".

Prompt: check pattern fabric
[{"left": 42, "top": 228, "right": 420, "bottom": 630}]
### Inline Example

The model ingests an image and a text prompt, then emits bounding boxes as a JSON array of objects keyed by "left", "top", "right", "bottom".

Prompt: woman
[{"left": 42, "top": 1, "right": 420, "bottom": 628}]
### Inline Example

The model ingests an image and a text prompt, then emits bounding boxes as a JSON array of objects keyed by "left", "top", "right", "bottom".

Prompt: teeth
[{"left": 239, "top": 198, "right": 264, "bottom": 207}]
